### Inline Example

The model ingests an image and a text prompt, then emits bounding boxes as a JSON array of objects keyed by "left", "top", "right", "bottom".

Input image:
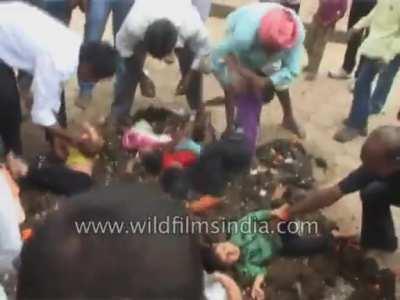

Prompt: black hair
[
  {"left": 17, "top": 183, "right": 204, "bottom": 300},
  {"left": 79, "top": 41, "right": 118, "bottom": 79},
  {"left": 160, "top": 167, "right": 190, "bottom": 200},
  {"left": 144, "top": 19, "right": 178, "bottom": 59},
  {"left": 141, "top": 150, "right": 163, "bottom": 176},
  {"left": 189, "top": 133, "right": 252, "bottom": 196},
  {"left": 200, "top": 243, "right": 229, "bottom": 273}
]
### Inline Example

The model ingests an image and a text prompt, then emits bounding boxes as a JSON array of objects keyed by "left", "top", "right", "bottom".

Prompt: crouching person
[
  {"left": 7, "top": 123, "right": 103, "bottom": 196},
  {"left": 211, "top": 3, "right": 306, "bottom": 154}
]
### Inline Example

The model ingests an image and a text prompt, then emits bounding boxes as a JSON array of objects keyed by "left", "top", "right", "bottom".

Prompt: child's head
[
  {"left": 212, "top": 242, "right": 240, "bottom": 267},
  {"left": 141, "top": 150, "right": 163, "bottom": 176},
  {"left": 188, "top": 133, "right": 251, "bottom": 196},
  {"left": 76, "top": 123, "right": 104, "bottom": 158}
]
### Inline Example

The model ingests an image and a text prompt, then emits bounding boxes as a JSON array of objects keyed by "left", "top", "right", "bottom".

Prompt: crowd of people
[{"left": 0, "top": 0, "right": 400, "bottom": 299}]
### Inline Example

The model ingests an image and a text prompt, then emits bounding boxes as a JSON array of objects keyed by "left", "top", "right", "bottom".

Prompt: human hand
[
  {"left": 271, "top": 203, "right": 290, "bottom": 221},
  {"left": 175, "top": 71, "right": 196, "bottom": 96},
  {"left": 53, "top": 137, "right": 69, "bottom": 161},
  {"left": 76, "top": 123, "right": 104, "bottom": 156},
  {"left": 222, "top": 125, "right": 234, "bottom": 139},
  {"left": 251, "top": 275, "right": 265, "bottom": 300},
  {"left": 347, "top": 27, "right": 361, "bottom": 40},
  {"left": 225, "top": 54, "right": 240, "bottom": 71}
]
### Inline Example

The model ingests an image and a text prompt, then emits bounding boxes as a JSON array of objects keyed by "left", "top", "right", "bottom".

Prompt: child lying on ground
[
  {"left": 159, "top": 132, "right": 252, "bottom": 199},
  {"left": 203, "top": 208, "right": 348, "bottom": 300},
  {"left": 7, "top": 123, "right": 104, "bottom": 196},
  {"left": 139, "top": 116, "right": 204, "bottom": 177}
]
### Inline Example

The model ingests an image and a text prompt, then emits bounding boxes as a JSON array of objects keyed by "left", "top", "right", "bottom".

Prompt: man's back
[{"left": 0, "top": 1, "right": 81, "bottom": 76}]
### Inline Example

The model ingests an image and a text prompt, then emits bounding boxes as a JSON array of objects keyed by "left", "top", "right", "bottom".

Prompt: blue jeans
[
  {"left": 348, "top": 55, "right": 400, "bottom": 130},
  {"left": 79, "top": 0, "right": 136, "bottom": 96},
  {"left": 370, "top": 55, "right": 400, "bottom": 113}
]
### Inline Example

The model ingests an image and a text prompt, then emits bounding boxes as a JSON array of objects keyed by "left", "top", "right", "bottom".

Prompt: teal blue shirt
[{"left": 211, "top": 3, "right": 305, "bottom": 90}]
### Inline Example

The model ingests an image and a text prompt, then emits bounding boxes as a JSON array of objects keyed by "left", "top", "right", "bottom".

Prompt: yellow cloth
[
  {"left": 354, "top": 0, "right": 400, "bottom": 63},
  {"left": 65, "top": 147, "right": 92, "bottom": 169}
]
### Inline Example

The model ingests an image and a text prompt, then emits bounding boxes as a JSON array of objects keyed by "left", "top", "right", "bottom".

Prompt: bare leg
[{"left": 276, "top": 89, "right": 305, "bottom": 139}]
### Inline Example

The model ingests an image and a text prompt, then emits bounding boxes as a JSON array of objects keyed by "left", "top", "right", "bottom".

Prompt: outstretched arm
[{"left": 273, "top": 185, "right": 344, "bottom": 220}]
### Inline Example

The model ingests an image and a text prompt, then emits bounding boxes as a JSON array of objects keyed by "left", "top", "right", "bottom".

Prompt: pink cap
[{"left": 258, "top": 8, "right": 299, "bottom": 51}]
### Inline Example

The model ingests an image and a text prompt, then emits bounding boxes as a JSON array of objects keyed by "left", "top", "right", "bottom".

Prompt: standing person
[
  {"left": 211, "top": 3, "right": 305, "bottom": 154},
  {"left": 334, "top": 0, "right": 400, "bottom": 143},
  {"left": 78, "top": 0, "right": 213, "bottom": 110},
  {"left": 76, "top": 0, "right": 139, "bottom": 109},
  {"left": 0, "top": 2, "right": 117, "bottom": 156},
  {"left": 110, "top": 0, "right": 211, "bottom": 127},
  {"left": 276, "top": 126, "right": 400, "bottom": 253},
  {"left": 304, "top": 0, "right": 347, "bottom": 80},
  {"left": 260, "top": 0, "right": 301, "bottom": 14},
  {"left": 329, "top": 0, "right": 377, "bottom": 79}
]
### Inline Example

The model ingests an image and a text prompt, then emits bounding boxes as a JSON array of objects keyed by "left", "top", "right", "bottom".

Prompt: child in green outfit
[{"left": 210, "top": 209, "right": 337, "bottom": 300}]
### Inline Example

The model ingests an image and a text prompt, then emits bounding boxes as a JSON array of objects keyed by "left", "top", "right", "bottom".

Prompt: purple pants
[{"left": 235, "top": 93, "right": 263, "bottom": 154}]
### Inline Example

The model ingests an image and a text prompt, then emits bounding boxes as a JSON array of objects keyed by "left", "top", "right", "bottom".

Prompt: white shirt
[
  {"left": 0, "top": 169, "right": 23, "bottom": 255},
  {"left": 116, "top": 0, "right": 211, "bottom": 70},
  {"left": 203, "top": 272, "right": 227, "bottom": 300},
  {"left": 0, "top": 2, "right": 82, "bottom": 127}
]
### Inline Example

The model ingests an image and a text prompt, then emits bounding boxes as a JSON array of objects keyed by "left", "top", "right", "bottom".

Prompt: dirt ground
[{"left": 20, "top": 0, "right": 400, "bottom": 290}]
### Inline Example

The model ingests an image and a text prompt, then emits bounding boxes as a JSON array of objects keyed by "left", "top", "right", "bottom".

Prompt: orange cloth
[{"left": 187, "top": 196, "right": 222, "bottom": 214}]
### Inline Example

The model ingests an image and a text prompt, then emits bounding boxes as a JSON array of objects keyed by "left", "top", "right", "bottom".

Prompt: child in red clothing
[{"left": 304, "top": 0, "right": 348, "bottom": 80}]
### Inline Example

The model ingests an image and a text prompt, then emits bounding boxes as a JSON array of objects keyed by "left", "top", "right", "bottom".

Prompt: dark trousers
[
  {"left": 360, "top": 181, "right": 400, "bottom": 251},
  {"left": 279, "top": 222, "right": 333, "bottom": 256},
  {"left": 111, "top": 43, "right": 203, "bottom": 122},
  {"left": 26, "top": 165, "right": 93, "bottom": 196},
  {"left": 342, "top": 1, "right": 376, "bottom": 74},
  {"left": 0, "top": 62, "right": 23, "bottom": 156}
]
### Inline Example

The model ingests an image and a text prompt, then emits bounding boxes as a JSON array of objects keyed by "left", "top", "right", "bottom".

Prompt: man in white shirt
[
  {"left": 0, "top": 2, "right": 118, "bottom": 155},
  {"left": 111, "top": 0, "right": 212, "bottom": 125}
]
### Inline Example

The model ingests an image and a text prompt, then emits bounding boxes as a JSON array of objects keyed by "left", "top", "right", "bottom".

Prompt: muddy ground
[{"left": 7, "top": 0, "right": 400, "bottom": 298}]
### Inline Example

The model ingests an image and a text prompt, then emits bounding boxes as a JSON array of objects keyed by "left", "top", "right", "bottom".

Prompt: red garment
[
  {"left": 163, "top": 151, "right": 198, "bottom": 169},
  {"left": 316, "top": 0, "right": 347, "bottom": 27}
]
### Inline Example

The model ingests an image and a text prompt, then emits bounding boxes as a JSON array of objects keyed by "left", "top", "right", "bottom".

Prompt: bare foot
[{"left": 282, "top": 118, "right": 306, "bottom": 139}]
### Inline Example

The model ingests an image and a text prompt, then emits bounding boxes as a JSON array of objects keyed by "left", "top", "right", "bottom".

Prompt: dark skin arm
[
  {"left": 45, "top": 125, "right": 79, "bottom": 146},
  {"left": 226, "top": 54, "right": 273, "bottom": 92},
  {"left": 222, "top": 55, "right": 272, "bottom": 135},
  {"left": 275, "top": 185, "right": 344, "bottom": 220},
  {"left": 224, "top": 88, "right": 235, "bottom": 135}
]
